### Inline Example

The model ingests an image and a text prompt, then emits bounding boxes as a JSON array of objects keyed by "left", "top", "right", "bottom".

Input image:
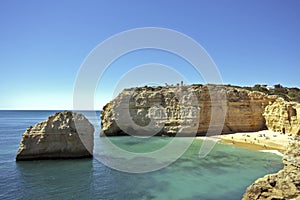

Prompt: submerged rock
[
  {"left": 16, "top": 111, "right": 94, "bottom": 161},
  {"left": 243, "top": 137, "right": 300, "bottom": 200}
]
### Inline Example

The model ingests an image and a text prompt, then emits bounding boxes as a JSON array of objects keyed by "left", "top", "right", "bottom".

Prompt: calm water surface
[{"left": 0, "top": 111, "right": 282, "bottom": 200}]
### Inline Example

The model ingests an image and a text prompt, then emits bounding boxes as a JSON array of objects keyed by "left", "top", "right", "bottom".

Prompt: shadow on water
[
  {"left": 10, "top": 141, "right": 283, "bottom": 200},
  {"left": 15, "top": 158, "right": 93, "bottom": 199},
  {"left": 90, "top": 159, "right": 167, "bottom": 200}
]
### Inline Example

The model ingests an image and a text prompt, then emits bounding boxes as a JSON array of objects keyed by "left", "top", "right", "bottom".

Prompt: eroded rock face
[
  {"left": 243, "top": 137, "right": 300, "bottom": 200},
  {"left": 16, "top": 111, "right": 94, "bottom": 160},
  {"left": 264, "top": 99, "right": 300, "bottom": 135},
  {"left": 101, "top": 85, "right": 277, "bottom": 136}
]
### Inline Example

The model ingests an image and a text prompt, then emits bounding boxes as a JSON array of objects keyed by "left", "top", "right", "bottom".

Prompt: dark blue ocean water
[{"left": 0, "top": 110, "right": 283, "bottom": 200}]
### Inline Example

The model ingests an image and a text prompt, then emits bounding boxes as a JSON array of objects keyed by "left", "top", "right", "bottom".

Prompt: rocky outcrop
[
  {"left": 101, "top": 84, "right": 277, "bottom": 136},
  {"left": 243, "top": 137, "right": 300, "bottom": 200},
  {"left": 264, "top": 99, "right": 300, "bottom": 135},
  {"left": 16, "top": 111, "right": 94, "bottom": 161}
]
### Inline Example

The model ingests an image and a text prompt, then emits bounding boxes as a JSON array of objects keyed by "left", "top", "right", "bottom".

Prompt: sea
[{"left": 0, "top": 110, "right": 283, "bottom": 200}]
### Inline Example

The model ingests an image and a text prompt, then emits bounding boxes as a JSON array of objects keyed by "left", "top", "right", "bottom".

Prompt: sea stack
[{"left": 16, "top": 111, "right": 94, "bottom": 161}]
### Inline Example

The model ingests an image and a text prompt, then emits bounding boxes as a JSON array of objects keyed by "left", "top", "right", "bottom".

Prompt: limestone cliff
[
  {"left": 101, "top": 84, "right": 277, "bottom": 136},
  {"left": 16, "top": 111, "right": 94, "bottom": 160},
  {"left": 264, "top": 99, "right": 300, "bottom": 135},
  {"left": 243, "top": 137, "right": 300, "bottom": 200}
]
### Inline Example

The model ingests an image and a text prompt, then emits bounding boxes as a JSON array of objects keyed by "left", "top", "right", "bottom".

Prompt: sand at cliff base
[{"left": 208, "top": 130, "right": 293, "bottom": 154}]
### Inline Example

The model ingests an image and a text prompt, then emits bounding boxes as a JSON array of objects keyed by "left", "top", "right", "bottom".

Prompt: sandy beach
[{"left": 211, "top": 130, "right": 293, "bottom": 154}]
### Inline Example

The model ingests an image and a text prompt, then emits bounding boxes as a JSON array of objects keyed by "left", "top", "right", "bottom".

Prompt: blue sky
[{"left": 0, "top": 0, "right": 299, "bottom": 109}]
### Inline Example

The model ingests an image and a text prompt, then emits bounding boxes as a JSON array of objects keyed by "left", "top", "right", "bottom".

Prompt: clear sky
[{"left": 0, "top": 0, "right": 299, "bottom": 110}]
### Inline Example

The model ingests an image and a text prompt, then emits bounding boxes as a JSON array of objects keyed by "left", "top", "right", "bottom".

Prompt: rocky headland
[
  {"left": 100, "top": 84, "right": 300, "bottom": 199},
  {"left": 243, "top": 136, "right": 300, "bottom": 200},
  {"left": 16, "top": 111, "right": 94, "bottom": 161},
  {"left": 101, "top": 84, "right": 282, "bottom": 136}
]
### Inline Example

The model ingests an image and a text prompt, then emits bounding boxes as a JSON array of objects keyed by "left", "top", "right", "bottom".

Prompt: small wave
[
  {"left": 196, "top": 137, "right": 220, "bottom": 142},
  {"left": 259, "top": 150, "right": 283, "bottom": 156}
]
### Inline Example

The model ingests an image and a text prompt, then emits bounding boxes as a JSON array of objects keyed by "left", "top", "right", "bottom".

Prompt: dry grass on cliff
[{"left": 241, "top": 84, "right": 300, "bottom": 103}]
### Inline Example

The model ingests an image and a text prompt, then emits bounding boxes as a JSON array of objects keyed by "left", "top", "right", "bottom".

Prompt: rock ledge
[{"left": 243, "top": 137, "right": 300, "bottom": 200}]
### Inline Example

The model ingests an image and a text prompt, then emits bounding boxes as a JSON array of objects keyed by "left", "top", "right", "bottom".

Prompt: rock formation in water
[
  {"left": 264, "top": 98, "right": 300, "bottom": 135},
  {"left": 100, "top": 84, "right": 300, "bottom": 199},
  {"left": 243, "top": 137, "right": 300, "bottom": 200},
  {"left": 16, "top": 111, "right": 94, "bottom": 161},
  {"left": 101, "top": 84, "right": 278, "bottom": 136}
]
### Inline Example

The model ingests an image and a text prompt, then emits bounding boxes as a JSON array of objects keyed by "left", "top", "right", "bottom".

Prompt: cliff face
[
  {"left": 16, "top": 111, "right": 94, "bottom": 160},
  {"left": 101, "top": 85, "right": 277, "bottom": 136},
  {"left": 243, "top": 137, "right": 300, "bottom": 200},
  {"left": 264, "top": 99, "right": 300, "bottom": 135}
]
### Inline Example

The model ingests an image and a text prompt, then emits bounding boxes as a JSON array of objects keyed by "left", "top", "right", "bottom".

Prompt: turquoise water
[{"left": 0, "top": 111, "right": 283, "bottom": 200}]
